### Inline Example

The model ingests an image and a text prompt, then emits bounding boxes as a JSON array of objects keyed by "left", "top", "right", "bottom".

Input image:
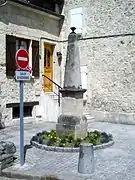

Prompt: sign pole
[
  {"left": 15, "top": 49, "right": 30, "bottom": 166},
  {"left": 20, "top": 80, "right": 24, "bottom": 166}
]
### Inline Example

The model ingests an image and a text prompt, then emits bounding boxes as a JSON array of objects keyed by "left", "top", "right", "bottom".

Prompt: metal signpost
[{"left": 15, "top": 49, "right": 30, "bottom": 166}]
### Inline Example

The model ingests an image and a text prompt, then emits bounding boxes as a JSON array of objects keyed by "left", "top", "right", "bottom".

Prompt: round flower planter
[
  {"left": 31, "top": 140, "right": 114, "bottom": 153},
  {"left": 30, "top": 130, "right": 114, "bottom": 152}
]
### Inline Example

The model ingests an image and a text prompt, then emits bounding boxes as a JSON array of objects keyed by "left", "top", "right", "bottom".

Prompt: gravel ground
[{"left": 0, "top": 121, "right": 135, "bottom": 180}]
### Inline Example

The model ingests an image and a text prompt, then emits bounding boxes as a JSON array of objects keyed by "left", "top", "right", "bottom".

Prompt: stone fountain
[{"left": 56, "top": 27, "right": 87, "bottom": 138}]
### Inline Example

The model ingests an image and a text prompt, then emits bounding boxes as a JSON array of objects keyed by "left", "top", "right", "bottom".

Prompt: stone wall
[
  {"left": 0, "top": 2, "right": 61, "bottom": 125},
  {"left": 61, "top": 0, "right": 135, "bottom": 37},
  {"left": 60, "top": 0, "right": 135, "bottom": 123}
]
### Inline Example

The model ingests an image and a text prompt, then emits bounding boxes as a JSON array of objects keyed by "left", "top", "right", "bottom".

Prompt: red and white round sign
[{"left": 16, "top": 49, "right": 29, "bottom": 69}]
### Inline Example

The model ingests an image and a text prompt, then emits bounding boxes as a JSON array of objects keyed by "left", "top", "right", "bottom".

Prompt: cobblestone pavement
[
  {"left": 0, "top": 121, "right": 56, "bottom": 153},
  {"left": 0, "top": 121, "right": 135, "bottom": 180}
]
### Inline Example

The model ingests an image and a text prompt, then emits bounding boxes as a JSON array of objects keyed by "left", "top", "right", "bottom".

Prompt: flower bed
[{"left": 30, "top": 129, "right": 113, "bottom": 149}]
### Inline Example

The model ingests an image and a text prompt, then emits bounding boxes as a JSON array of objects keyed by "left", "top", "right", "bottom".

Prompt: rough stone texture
[
  {"left": 61, "top": 97, "right": 84, "bottom": 116},
  {"left": 1, "top": 121, "right": 135, "bottom": 180},
  {"left": 0, "top": 112, "right": 5, "bottom": 129},
  {"left": 86, "top": 36, "right": 135, "bottom": 112},
  {"left": 0, "top": 3, "right": 61, "bottom": 125},
  {"left": 59, "top": 0, "right": 135, "bottom": 123},
  {"left": 56, "top": 114, "right": 87, "bottom": 138},
  {"left": 78, "top": 143, "right": 94, "bottom": 174},
  {"left": 58, "top": 114, "right": 80, "bottom": 125},
  {"left": 0, "top": 0, "right": 135, "bottom": 125},
  {"left": 31, "top": 139, "right": 114, "bottom": 152},
  {"left": 91, "top": 110, "right": 135, "bottom": 125},
  {"left": 56, "top": 123, "right": 76, "bottom": 136},
  {"left": 0, "top": 154, "right": 13, "bottom": 162},
  {"left": 63, "top": 28, "right": 82, "bottom": 89},
  {"left": 60, "top": 0, "right": 135, "bottom": 39},
  {"left": 0, "top": 141, "right": 16, "bottom": 155},
  {"left": 57, "top": 28, "right": 87, "bottom": 137},
  {"left": 75, "top": 119, "right": 87, "bottom": 138},
  {"left": 0, "top": 141, "right": 17, "bottom": 173}
]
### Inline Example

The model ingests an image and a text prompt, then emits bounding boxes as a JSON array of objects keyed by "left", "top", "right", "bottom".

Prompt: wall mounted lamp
[{"left": 57, "top": 51, "right": 62, "bottom": 66}]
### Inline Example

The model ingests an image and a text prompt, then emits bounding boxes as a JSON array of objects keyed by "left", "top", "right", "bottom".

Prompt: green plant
[{"left": 31, "top": 129, "right": 112, "bottom": 148}]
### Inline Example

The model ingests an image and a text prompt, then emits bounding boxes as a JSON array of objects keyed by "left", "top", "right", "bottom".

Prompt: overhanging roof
[{"left": 8, "top": 0, "right": 64, "bottom": 20}]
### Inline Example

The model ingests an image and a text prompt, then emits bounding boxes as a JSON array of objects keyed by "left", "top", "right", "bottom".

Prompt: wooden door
[{"left": 43, "top": 43, "right": 54, "bottom": 92}]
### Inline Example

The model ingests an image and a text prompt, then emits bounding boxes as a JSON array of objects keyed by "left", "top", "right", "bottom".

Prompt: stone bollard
[
  {"left": 78, "top": 143, "right": 94, "bottom": 174},
  {"left": 0, "top": 112, "right": 5, "bottom": 130}
]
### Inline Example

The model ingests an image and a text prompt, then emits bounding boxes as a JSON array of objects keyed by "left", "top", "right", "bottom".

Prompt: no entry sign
[
  {"left": 15, "top": 49, "right": 30, "bottom": 166},
  {"left": 16, "top": 49, "right": 29, "bottom": 69}
]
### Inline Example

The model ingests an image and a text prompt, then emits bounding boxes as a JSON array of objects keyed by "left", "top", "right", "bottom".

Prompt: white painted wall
[
  {"left": 69, "top": 7, "right": 83, "bottom": 34},
  {"left": 80, "top": 65, "right": 87, "bottom": 100},
  {"left": 37, "top": 90, "right": 60, "bottom": 122}
]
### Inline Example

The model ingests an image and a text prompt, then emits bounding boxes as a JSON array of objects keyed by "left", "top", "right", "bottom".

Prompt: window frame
[{"left": 6, "top": 35, "right": 40, "bottom": 78}]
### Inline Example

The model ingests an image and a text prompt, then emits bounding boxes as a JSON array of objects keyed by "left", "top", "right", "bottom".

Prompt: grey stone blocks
[
  {"left": 56, "top": 115, "right": 87, "bottom": 138},
  {"left": 0, "top": 141, "right": 16, "bottom": 173},
  {"left": 31, "top": 136, "right": 114, "bottom": 152}
]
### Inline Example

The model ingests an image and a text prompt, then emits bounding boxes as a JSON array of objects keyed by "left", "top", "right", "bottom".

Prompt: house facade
[
  {"left": 0, "top": 0, "right": 64, "bottom": 125},
  {"left": 61, "top": 0, "right": 135, "bottom": 124},
  {"left": 0, "top": 0, "right": 135, "bottom": 125}
]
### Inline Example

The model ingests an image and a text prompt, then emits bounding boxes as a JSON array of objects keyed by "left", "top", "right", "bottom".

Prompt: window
[
  {"left": 16, "top": 39, "right": 28, "bottom": 51},
  {"left": 6, "top": 35, "right": 39, "bottom": 77},
  {"left": 13, "top": 105, "right": 33, "bottom": 119},
  {"left": 69, "top": 7, "right": 83, "bottom": 34}
]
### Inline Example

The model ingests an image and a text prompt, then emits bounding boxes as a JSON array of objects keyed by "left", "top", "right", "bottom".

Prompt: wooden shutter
[
  {"left": 32, "top": 40, "right": 39, "bottom": 77},
  {"left": 6, "top": 35, "right": 16, "bottom": 76},
  {"left": 69, "top": 8, "right": 83, "bottom": 34}
]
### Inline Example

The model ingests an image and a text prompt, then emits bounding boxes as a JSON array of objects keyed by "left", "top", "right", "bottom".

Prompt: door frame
[{"left": 43, "top": 42, "right": 55, "bottom": 92}]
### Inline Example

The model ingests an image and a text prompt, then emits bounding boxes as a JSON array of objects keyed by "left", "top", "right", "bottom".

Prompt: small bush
[{"left": 30, "top": 129, "right": 112, "bottom": 148}]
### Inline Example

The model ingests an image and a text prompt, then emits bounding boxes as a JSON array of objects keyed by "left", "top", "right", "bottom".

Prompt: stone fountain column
[{"left": 56, "top": 27, "right": 87, "bottom": 138}]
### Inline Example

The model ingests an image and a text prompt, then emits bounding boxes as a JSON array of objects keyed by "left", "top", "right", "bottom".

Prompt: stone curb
[
  {"left": 31, "top": 140, "right": 114, "bottom": 152},
  {"left": 1, "top": 171, "right": 61, "bottom": 180}
]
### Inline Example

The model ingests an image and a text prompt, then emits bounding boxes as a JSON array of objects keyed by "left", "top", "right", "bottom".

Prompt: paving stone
[
  {"left": 0, "top": 141, "right": 16, "bottom": 155},
  {"left": 0, "top": 121, "right": 135, "bottom": 179}
]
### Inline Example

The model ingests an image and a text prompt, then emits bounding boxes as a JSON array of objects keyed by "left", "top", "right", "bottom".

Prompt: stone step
[{"left": 84, "top": 113, "right": 95, "bottom": 123}]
